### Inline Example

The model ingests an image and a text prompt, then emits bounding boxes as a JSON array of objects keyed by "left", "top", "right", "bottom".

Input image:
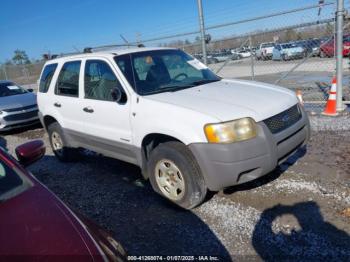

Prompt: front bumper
[
  {"left": 189, "top": 106, "right": 310, "bottom": 191},
  {"left": 0, "top": 107, "right": 39, "bottom": 131},
  {"left": 286, "top": 52, "right": 304, "bottom": 59}
]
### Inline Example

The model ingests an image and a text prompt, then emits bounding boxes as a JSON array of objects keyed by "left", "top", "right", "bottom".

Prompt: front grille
[
  {"left": 3, "top": 110, "right": 38, "bottom": 122},
  {"left": 263, "top": 105, "right": 301, "bottom": 134},
  {"left": 3, "top": 104, "right": 37, "bottom": 113}
]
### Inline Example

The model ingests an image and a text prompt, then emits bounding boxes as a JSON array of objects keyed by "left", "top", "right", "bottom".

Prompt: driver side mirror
[
  {"left": 27, "top": 88, "right": 34, "bottom": 93},
  {"left": 111, "top": 86, "right": 127, "bottom": 104},
  {"left": 15, "top": 140, "right": 45, "bottom": 167}
]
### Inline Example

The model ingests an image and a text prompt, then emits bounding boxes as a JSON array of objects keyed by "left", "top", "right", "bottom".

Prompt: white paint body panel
[{"left": 38, "top": 48, "right": 299, "bottom": 149}]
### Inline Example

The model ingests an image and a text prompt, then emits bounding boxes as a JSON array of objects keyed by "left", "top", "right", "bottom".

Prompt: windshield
[
  {"left": 343, "top": 35, "right": 350, "bottom": 42},
  {"left": 281, "top": 44, "right": 296, "bottom": 49},
  {"left": 114, "top": 49, "right": 220, "bottom": 95},
  {"left": 261, "top": 43, "right": 274, "bottom": 48},
  {"left": 308, "top": 40, "right": 321, "bottom": 47},
  {"left": 0, "top": 82, "right": 27, "bottom": 97}
]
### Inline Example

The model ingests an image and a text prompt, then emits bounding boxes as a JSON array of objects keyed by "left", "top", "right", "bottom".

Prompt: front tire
[
  {"left": 148, "top": 142, "right": 207, "bottom": 209},
  {"left": 47, "top": 122, "right": 81, "bottom": 162}
]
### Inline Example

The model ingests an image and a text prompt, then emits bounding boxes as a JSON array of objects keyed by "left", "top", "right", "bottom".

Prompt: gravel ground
[{"left": 1, "top": 118, "right": 349, "bottom": 261}]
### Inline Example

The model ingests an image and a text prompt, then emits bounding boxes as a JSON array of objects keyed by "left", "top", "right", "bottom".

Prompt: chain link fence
[
  {"left": 0, "top": 61, "right": 44, "bottom": 90},
  {"left": 148, "top": 2, "right": 350, "bottom": 113},
  {"left": 1, "top": 2, "right": 349, "bottom": 113}
]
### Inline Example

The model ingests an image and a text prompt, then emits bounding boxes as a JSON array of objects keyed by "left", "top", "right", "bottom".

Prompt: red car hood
[{"left": 0, "top": 184, "right": 101, "bottom": 258}]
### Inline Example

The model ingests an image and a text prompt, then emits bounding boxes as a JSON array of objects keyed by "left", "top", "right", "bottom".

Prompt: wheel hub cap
[
  {"left": 51, "top": 132, "right": 63, "bottom": 153},
  {"left": 155, "top": 160, "right": 185, "bottom": 201}
]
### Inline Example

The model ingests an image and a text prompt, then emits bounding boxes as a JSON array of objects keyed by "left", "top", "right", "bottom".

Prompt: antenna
[
  {"left": 120, "top": 34, "right": 130, "bottom": 46},
  {"left": 72, "top": 45, "right": 80, "bottom": 52}
]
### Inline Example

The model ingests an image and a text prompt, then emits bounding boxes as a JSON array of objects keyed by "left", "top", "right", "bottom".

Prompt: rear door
[{"left": 52, "top": 60, "right": 85, "bottom": 132}]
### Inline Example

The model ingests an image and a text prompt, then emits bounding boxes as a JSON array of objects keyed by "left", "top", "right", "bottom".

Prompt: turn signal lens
[{"left": 204, "top": 118, "right": 257, "bottom": 143}]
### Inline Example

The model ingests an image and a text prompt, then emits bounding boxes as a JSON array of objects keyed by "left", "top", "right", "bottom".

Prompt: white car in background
[
  {"left": 256, "top": 42, "right": 275, "bottom": 60},
  {"left": 237, "top": 50, "right": 251, "bottom": 58},
  {"left": 0, "top": 81, "right": 39, "bottom": 131},
  {"left": 272, "top": 43, "right": 305, "bottom": 61},
  {"left": 37, "top": 47, "right": 310, "bottom": 209}
]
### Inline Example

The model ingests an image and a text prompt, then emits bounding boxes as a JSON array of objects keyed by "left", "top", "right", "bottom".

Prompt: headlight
[{"left": 204, "top": 117, "right": 257, "bottom": 143}]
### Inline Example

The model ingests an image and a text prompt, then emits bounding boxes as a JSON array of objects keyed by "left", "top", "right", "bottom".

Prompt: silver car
[{"left": 0, "top": 81, "right": 39, "bottom": 131}]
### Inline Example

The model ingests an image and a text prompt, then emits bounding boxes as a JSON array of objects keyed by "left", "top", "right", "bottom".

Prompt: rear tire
[
  {"left": 47, "top": 122, "right": 81, "bottom": 162},
  {"left": 282, "top": 54, "right": 288, "bottom": 61},
  {"left": 147, "top": 142, "right": 207, "bottom": 209}
]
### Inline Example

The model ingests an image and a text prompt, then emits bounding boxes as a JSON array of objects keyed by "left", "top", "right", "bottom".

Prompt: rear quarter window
[{"left": 39, "top": 63, "right": 58, "bottom": 93}]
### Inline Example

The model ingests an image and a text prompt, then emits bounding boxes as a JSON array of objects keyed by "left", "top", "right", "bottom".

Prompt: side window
[
  {"left": 0, "top": 160, "right": 23, "bottom": 196},
  {"left": 84, "top": 60, "right": 124, "bottom": 101},
  {"left": 39, "top": 63, "right": 57, "bottom": 93},
  {"left": 56, "top": 61, "right": 81, "bottom": 97}
]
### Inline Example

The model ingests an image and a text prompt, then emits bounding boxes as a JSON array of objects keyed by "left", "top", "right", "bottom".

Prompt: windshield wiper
[
  {"left": 191, "top": 79, "right": 220, "bottom": 86},
  {"left": 145, "top": 84, "right": 195, "bottom": 95}
]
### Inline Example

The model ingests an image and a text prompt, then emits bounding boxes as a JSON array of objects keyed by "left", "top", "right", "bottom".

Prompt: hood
[
  {"left": 146, "top": 79, "right": 298, "bottom": 122},
  {"left": 0, "top": 185, "right": 97, "bottom": 256},
  {"left": 0, "top": 92, "right": 37, "bottom": 110}
]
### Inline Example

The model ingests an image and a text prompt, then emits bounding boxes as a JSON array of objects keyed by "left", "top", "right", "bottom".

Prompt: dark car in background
[
  {"left": 0, "top": 140, "right": 126, "bottom": 259},
  {"left": 0, "top": 81, "right": 39, "bottom": 131},
  {"left": 193, "top": 54, "right": 219, "bottom": 64},
  {"left": 211, "top": 51, "right": 242, "bottom": 62}
]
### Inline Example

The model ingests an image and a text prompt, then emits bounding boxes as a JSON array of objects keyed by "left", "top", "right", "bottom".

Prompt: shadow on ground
[
  {"left": 0, "top": 123, "right": 43, "bottom": 138},
  {"left": 30, "top": 153, "right": 231, "bottom": 259},
  {"left": 252, "top": 201, "right": 350, "bottom": 260}
]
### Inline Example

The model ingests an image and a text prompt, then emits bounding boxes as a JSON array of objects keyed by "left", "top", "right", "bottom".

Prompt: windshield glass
[
  {"left": 281, "top": 44, "right": 295, "bottom": 48},
  {"left": 308, "top": 40, "right": 321, "bottom": 47},
  {"left": 343, "top": 35, "right": 350, "bottom": 42},
  {"left": 0, "top": 82, "right": 27, "bottom": 97},
  {"left": 261, "top": 43, "right": 274, "bottom": 48},
  {"left": 0, "top": 150, "right": 24, "bottom": 201},
  {"left": 114, "top": 49, "right": 220, "bottom": 95}
]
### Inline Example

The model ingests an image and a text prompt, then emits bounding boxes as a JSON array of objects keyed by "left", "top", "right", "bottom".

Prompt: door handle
[
  {"left": 83, "top": 107, "right": 94, "bottom": 113},
  {"left": 54, "top": 102, "right": 61, "bottom": 108}
]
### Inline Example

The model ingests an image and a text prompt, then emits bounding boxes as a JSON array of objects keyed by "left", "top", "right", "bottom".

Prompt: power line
[{"left": 127, "top": 2, "right": 335, "bottom": 45}]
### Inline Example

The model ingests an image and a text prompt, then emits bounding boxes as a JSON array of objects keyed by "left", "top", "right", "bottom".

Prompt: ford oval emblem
[{"left": 282, "top": 114, "right": 290, "bottom": 122}]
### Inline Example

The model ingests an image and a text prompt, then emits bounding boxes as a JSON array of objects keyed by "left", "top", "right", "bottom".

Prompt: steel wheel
[
  {"left": 51, "top": 131, "right": 63, "bottom": 156},
  {"left": 155, "top": 159, "right": 185, "bottom": 201}
]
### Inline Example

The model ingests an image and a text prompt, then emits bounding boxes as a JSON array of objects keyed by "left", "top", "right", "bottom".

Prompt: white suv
[{"left": 37, "top": 47, "right": 310, "bottom": 209}]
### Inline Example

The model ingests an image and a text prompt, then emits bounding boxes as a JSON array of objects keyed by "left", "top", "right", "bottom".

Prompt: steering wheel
[{"left": 173, "top": 73, "right": 188, "bottom": 81}]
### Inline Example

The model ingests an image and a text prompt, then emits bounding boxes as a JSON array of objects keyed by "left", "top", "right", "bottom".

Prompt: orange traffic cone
[
  {"left": 322, "top": 76, "right": 338, "bottom": 116},
  {"left": 296, "top": 89, "right": 303, "bottom": 105}
]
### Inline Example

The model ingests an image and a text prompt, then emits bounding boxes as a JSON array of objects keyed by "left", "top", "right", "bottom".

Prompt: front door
[{"left": 76, "top": 58, "right": 136, "bottom": 164}]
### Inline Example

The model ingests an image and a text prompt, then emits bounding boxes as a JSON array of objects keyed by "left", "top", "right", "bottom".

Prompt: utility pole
[
  {"left": 249, "top": 36, "right": 255, "bottom": 80},
  {"left": 336, "top": 0, "right": 345, "bottom": 111},
  {"left": 197, "top": 0, "right": 208, "bottom": 65}
]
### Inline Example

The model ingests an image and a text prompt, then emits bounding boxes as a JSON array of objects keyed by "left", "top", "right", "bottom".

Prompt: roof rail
[
  {"left": 43, "top": 43, "right": 145, "bottom": 60},
  {"left": 83, "top": 43, "right": 145, "bottom": 53}
]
